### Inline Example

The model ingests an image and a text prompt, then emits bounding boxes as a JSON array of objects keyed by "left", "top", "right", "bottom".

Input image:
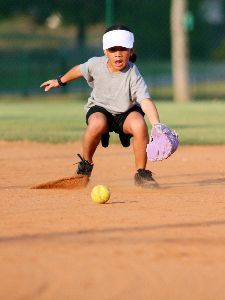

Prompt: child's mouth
[{"left": 115, "top": 60, "right": 123, "bottom": 67}]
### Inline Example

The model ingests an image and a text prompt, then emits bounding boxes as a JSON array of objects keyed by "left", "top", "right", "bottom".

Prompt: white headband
[{"left": 103, "top": 30, "right": 134, "bottom": 50}]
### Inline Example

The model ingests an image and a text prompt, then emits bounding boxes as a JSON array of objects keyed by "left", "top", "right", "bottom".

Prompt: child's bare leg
[
  {"left": 123, "top": 112, "right": 149, "bottom": 170},
  {"left": 82, "top": 112, "right": 108, "bottom": 162}
]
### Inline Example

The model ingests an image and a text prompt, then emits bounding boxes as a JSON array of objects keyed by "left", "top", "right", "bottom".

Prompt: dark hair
[{"left": 105, "top": 24, "right": 137, "bottom": 63}]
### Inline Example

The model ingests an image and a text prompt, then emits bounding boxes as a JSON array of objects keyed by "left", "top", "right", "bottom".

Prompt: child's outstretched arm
[
  {"left": 140, "top": 98, "right": 160, "bottom": 127},
  {"left": 40, "top": 65, "right": 83, "bottom": 92}
]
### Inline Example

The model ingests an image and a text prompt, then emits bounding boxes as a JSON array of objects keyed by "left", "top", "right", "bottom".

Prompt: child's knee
[
  {"left": 132, "top": 120, "right": 148, "bottom": 136},
  {"left": 88, "top": 115, "right": 108, "bottom": 134}
]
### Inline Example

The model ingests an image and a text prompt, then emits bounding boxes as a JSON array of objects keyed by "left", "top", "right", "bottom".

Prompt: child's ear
[{"left": 103, "top": 50, "right": 108, "bottom": 56}]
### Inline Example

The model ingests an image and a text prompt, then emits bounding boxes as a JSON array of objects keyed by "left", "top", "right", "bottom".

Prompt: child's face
[{"left": 104, "top": 46, "right": 133, "bottom": 72}]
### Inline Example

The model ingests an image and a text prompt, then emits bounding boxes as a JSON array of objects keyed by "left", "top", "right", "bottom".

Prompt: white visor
[{"left": 103, "top": 30, "right": 134, "bottom": 50}]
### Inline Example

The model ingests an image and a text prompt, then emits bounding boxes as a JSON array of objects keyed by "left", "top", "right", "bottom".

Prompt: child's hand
[{"left": 40, "top": 79, "right": 59, "bottom": 92}]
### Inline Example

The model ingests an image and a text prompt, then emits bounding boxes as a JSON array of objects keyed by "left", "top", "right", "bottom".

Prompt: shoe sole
[{"left": 134, "top": 178, "right": 159, "bottom": 188}]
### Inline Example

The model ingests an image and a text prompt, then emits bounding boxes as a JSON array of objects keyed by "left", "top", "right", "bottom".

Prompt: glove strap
[{"left": 154, "top": 123, "right": 164, "bottom": 134}]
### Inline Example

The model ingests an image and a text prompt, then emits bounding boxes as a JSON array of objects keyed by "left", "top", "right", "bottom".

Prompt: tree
[
  {"left": 115, "top": 0, "right": 171, "bottom": 59},
  {"left": 53, "top": 1, "right": 105, "bottom": 48},
  {"left": 0, "top": 0, "right": 105, "bottom": 48},
  {"left": 171, "top": 0, "right": 191, "bottom": 102}
]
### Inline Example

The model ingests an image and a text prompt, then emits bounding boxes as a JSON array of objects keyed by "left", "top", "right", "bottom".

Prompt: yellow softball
[{"left": 91, "top": 185, "right": 110, "bottom": 204}]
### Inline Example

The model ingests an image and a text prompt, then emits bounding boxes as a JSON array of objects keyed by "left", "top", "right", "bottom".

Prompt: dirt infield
[{"left": 0, "top": 141, "right": 225, "bottom": 300}]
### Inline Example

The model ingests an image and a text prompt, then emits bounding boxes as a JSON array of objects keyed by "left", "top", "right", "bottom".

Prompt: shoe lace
[
  {"left": 76, "top": 153, "right": 92, "bottom": 165},
  {"left": 76, "top": 153, "right": 86, "bottom": 164}
]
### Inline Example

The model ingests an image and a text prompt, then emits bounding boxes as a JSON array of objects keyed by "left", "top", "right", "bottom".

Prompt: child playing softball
[{"left": 40, "top": 24, "right": 161, "bottom": 187}]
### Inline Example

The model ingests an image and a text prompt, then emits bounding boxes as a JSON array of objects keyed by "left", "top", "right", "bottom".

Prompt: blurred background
[{"left": 0, "top": 0, "right": 224, "bottom": 100}]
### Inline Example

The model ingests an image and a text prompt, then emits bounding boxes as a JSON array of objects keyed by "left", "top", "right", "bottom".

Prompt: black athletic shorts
[
  {"left": 86, "top": 104, "right": 144, "bottom": 134},
  {"left": 85, "top": 105, "right": 145, "bottom": 147}
]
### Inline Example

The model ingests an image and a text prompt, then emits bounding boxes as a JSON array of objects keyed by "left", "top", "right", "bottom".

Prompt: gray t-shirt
[{"left": 79, "top": 56, "right": 151, "bottom": 114}]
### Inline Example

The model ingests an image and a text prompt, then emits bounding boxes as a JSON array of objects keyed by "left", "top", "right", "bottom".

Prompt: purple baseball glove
[{"left": 146, "top": 124, "right": 179, "bottom": 161}]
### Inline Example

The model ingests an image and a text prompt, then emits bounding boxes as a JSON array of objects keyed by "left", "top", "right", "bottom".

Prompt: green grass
[
  {"left": 0, "top": 95, "right": 225, "bottom": 144},
  {"left": 0, "top": 95, "right": 86, "bottom": 143},
  {"left": 157, "top": 101, "right": 225, "bottom": 144}
]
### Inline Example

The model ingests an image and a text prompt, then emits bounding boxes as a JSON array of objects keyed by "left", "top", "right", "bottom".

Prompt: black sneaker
[
  {"left": 134, "top": 168, "right": 158, "bottom": 187},
  {"left": 76, "top": 154, "right": 93, "bottom": 176}
]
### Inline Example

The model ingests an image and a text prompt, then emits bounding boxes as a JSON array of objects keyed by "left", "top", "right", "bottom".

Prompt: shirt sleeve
[
  {"left": 130, "top": 65, "right": 151, "bottom": 103},
  {"left": 79, "top": 57, "right": 98, "bottom": 85}
]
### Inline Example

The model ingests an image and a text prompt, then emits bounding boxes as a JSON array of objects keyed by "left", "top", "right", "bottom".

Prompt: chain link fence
[{"left": 0, "top": 0, "right": 224, "bottom": 100}]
